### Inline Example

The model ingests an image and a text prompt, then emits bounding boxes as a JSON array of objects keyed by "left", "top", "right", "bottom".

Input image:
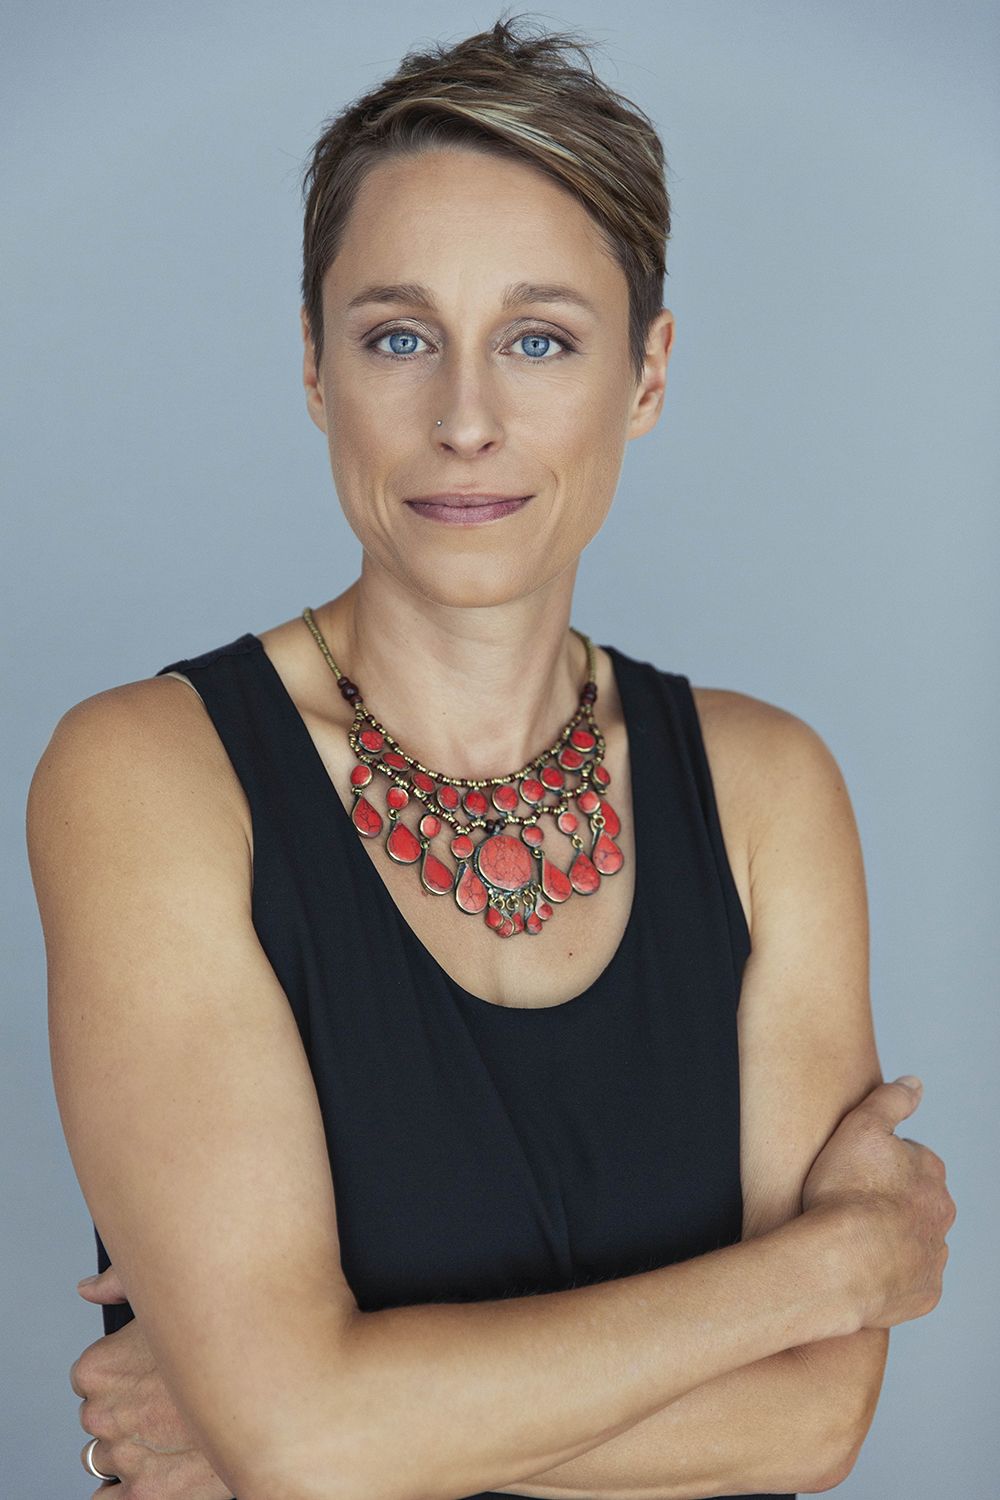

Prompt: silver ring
[{"left": 83, "top": 1437, "right": 119, "bottom": 1483}]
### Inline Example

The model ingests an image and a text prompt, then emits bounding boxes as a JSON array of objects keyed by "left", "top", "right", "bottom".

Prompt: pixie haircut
[{"left": 302, "top": 19, "right": 670, "bottom": 377}]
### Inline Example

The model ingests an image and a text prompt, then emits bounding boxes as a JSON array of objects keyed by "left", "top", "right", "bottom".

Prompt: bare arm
[
  {"left": 32, "top": 681, "right": 950, "bottom": 1500},
  {"left": 76, "top": 1282, "right": 882, "bottom": 1500}
]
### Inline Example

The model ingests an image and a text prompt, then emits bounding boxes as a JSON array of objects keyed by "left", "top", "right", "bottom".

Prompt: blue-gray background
[{"left": 2, "top": 0, "right": 997, "bottom": 1492}]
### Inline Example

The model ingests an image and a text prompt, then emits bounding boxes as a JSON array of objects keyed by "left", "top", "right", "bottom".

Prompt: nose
[{"left": 432, "top": 357, "right": 505, "bottom": 460}]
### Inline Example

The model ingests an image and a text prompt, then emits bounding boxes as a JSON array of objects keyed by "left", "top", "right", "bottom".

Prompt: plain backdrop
[{"left": 2, "top": 1, "right": 997, "bottom": 1493}]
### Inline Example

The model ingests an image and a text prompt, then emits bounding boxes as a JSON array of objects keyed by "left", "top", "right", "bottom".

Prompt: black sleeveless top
[{"left": 98, "top": 635, "right": 792, "bottom": 1500}]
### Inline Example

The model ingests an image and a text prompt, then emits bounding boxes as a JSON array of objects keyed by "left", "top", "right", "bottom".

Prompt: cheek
[
  {"left": 321, "top": 374, "right": 412, "bottom": 532},
  {"left": 532, "top": 375, "right": 632, "bottom": 528}
]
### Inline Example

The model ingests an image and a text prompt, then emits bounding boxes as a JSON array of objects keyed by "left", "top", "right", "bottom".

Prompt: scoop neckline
[{"left": 252, "top": 637, "right": 645, "bottom": 1015}]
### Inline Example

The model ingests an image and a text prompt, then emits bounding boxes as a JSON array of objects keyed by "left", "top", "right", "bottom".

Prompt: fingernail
[
  {"left": 77, "top": 1274, "right": 99, "bottom": 1287},
  {"left": 894, "top": 1075, "right": 922, "bottom": 1089}
]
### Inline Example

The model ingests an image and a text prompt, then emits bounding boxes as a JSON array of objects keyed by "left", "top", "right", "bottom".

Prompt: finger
[
  {"left": 898, "top": 1138, "right": 948, "bottom": 1175},
  {"left": 78, "top": 1267, "right": 128, "bottom": 1305},
  {"left": 71, "top": 1330, "right": 122, "bottom": 1401},
  {"left": 859, "top": 1076, "right": 923, "bottom": 1132}
]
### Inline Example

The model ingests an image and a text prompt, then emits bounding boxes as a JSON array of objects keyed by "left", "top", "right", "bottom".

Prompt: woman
[{"left": 29, "top": 21, "right": 953, "bottom": 1500}]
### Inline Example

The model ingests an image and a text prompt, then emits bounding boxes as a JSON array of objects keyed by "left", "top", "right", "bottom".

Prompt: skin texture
[{"left": 30, "top": 148, "right": 955, "bottom": 1500}]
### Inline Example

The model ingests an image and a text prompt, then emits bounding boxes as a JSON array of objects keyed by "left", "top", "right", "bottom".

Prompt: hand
[
  {"left": 74, "top": 1267, "right": 233, "bottom": 1499},
  {"left": 802, "top": 1076, "right": 956, "bottom": 1330}
]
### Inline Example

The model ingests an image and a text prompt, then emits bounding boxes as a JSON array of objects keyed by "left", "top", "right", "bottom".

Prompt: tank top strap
[
  {"left": 158, "top": 632, "right": 319, "bottom": 805},
  {"left": 605, "top": 648, "right": 750, "bottom": 987}
]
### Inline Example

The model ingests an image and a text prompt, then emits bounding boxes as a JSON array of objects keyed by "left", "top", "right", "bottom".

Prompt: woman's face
[{"left": 305, "top": 148, "right": 671, "bottom": 610}]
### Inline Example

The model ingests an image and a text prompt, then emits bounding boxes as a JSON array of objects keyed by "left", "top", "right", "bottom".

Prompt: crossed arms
[{"left": 31, "top": 678, "right": 954, "bottom": 1500}]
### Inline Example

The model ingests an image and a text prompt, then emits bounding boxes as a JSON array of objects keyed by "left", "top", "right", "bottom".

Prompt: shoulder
[
  {"left": 27, "top": 675, "right": 249, "bottom": 875},
  {"left": 688, "top": 686, "right": 858, "bottom": 933},
  {"left": 30, "top": 674, "right": 235, "bottom": 798},
  {"left": 692, "top": 686, "right": 848, "bottom": 809}
]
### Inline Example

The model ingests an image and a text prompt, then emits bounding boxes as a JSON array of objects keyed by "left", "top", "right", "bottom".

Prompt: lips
[{"left": 404, "top": 493, "right": 532, "bottom": 525}]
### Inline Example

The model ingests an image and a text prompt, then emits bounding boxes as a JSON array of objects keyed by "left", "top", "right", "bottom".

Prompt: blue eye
[
  {"left": 517, "top": 335, "right": 556, "bottom": 359},
  {"left": 377, "top": 331, "right": 427, "bottom": 356}
]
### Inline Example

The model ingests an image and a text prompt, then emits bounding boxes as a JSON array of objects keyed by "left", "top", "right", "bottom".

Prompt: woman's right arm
[{"left": 30, "top": 682, "right": 952, "bottom": 1500}]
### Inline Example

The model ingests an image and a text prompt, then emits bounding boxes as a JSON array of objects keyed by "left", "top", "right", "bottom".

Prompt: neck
[{"left": 317, "top": 555, "right": 589, "bottom": 780}]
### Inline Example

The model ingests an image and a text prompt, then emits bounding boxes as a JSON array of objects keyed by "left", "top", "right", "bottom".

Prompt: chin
[{"left": 395, "top": 549, "right": 558, "bottom": 611}]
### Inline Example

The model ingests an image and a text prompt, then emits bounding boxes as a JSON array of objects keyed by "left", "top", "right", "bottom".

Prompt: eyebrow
[
  {"left": 501, "top": 282, "right": 598, "bottom": 317},
  {"left": 346, "top": 283, "right": 434, "bottom": 311},
  {"left": 345, "top": 281, "right": 598, "bottom": 317}
]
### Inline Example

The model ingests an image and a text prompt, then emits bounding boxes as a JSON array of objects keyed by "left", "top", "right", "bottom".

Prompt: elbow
[
  {"left": 778, "top": 1426, "right": 863, "bottom": 1495},
  {"left": 794, "top": 1376, "right": 882, "bottom": 1493},
  {"left": 797, "top": 1431, "right": 864, "bottom": 1494},
  {"left": 781, "top": 1339, "right": 885, "bottom": 1495},
  {"left": 797, "top": 1443, "right": 859, "bottom": 1494}
]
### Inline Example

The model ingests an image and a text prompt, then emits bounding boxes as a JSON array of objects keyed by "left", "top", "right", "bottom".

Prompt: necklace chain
[{"left": 302, "top": 607, "right": 624, "bottom": 937}]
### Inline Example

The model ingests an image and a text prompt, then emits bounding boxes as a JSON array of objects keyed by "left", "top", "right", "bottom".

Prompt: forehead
[{"left": 326, "top": 148, "right": 628, "bottom": 314}]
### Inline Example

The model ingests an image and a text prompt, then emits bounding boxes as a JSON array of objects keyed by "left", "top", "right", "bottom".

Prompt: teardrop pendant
[
  {"left": 592, "top": 830, "right": 624, "bottom": 875},
  {"left": 541, "top": 857, "right": 572, "bottom": 904},
  {"left": 352, "top": 796, "right": 383, "bottom": 839},
  {"left": 598, "top": 800, "right": 621, "bottom": 838},
  {"left": 569, "top": 850, "right": 600, "bottom": 895},
  {"left": 421, "top": 847, "right": 454, "bottom": 895},
  {"left": 455, "top": 863, "right": 489, "bottom": 914},
  {"left": 386, "top": 819, "right": 421, "bottom": 865}
]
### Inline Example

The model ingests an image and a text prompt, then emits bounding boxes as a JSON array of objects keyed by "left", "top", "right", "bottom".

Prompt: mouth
[{"left": 403, "top": 493, "right": 532, "bottom": 525}]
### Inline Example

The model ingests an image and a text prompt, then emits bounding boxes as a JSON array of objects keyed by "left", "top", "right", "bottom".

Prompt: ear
[
  {"left": 627, "top": 309, "right": 675, "bottom": 441},
  {"left": 302, "top": 308, "right": 328, "bottom": 434}
]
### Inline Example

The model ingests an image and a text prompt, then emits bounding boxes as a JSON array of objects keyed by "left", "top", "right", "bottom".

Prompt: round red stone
[
  {"left": 537, "top": 902, "right": 553, "bottom": 921},
  {"left": 541, "top": 766, "right": 564, "bottom": 791},
  {"left": 412, "top": 771, "right": 435, "bottom": 795},
  {"left": 437, "top": 784, "right": 460, "bottom": 810},
  {"left": 541, "top": 857, "right": 572, "bottom": 904},
  {"left": 386, "top": 820, "right": 421, "bottom": 864},
  {"left": 571, "top": 728, "right": 596, "bottom": 752},
  {"left": 569, "top": 850, "right": 600, "bottom": 895},
  {"left": 350, "top": 764, "right": 372, "bottom": 788},
  {"left": 476, "top": 834, "right": 533, "bottom": 892},
  {"left": 599, "top": 800, "right": 621, "bottom": 838},
  {"left": 421, "top": 850, "right": 454, "bottom": 895},
  {"left": 456, "top": 864, "right": 489, "bottom": 914},
  {"left": 497, "top": 916, "right": 516, "bottom": 938},
  {"left": 359, "top": 729, "right": 384, "bottom": 753},
  {"left": 558, "top": 811, "right": 579, "bottom": 835},
  {"left": 520, "top": 777, "right": 544, "bottom": 804},
  {"left": 464, "top": 789, "right": 489, "bottom": 818},
  {"left": 352, "top": 796, "right": 382, "bottom": 839},
  {"left": 593, "top": 765, "right": 611, "bottom": 787},
  {"left": 558, "top": 747, "right": 584, "bottom": 771},
  {"left": 419, "top": 813, "right": 441, "bottom": 839},
  {"left": 576, "top": 788, "right": 600, "bottom": 815},
  {"left": 386, "top": 785, "right": 408, "bottom": 811},
  {"left": 382, "top": 750, "right": 408, "bottom": 771},
  {"left": 492, "top": 784, "right": 519, "bottom": 813},
  {"left": 592, "top": 830, "right": 624, "bottom": 875},
  {"left": 486, "top": 906, "right": 504, "bottom": 929},
  {"left": 450, "top": 832, "right": 474, "bottom": 860},
  {"left": 521, "top": 824, "right": 544, "bottom": 848},
  {"left": 525, "top": 912, "right": 543, "bottom": 935}
]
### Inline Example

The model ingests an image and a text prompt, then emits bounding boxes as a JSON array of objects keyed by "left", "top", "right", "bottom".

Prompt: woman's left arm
[{"left": 501, "top": 691, "right": 890, "bottom": 1498}]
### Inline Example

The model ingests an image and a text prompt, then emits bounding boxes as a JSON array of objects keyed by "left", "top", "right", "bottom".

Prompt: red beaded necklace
[{"left": 303, "top": 608, "right": 625, "bottom": 937}]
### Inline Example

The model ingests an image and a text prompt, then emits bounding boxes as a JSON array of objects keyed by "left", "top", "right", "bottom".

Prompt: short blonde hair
[{"left": 302, "top": 18, "right": 670, "bottom": 376}]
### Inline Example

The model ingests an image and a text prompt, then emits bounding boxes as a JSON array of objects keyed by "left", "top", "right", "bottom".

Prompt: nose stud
[{"left": 435, "top": 420, "right": 442, "bottom": 426}]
